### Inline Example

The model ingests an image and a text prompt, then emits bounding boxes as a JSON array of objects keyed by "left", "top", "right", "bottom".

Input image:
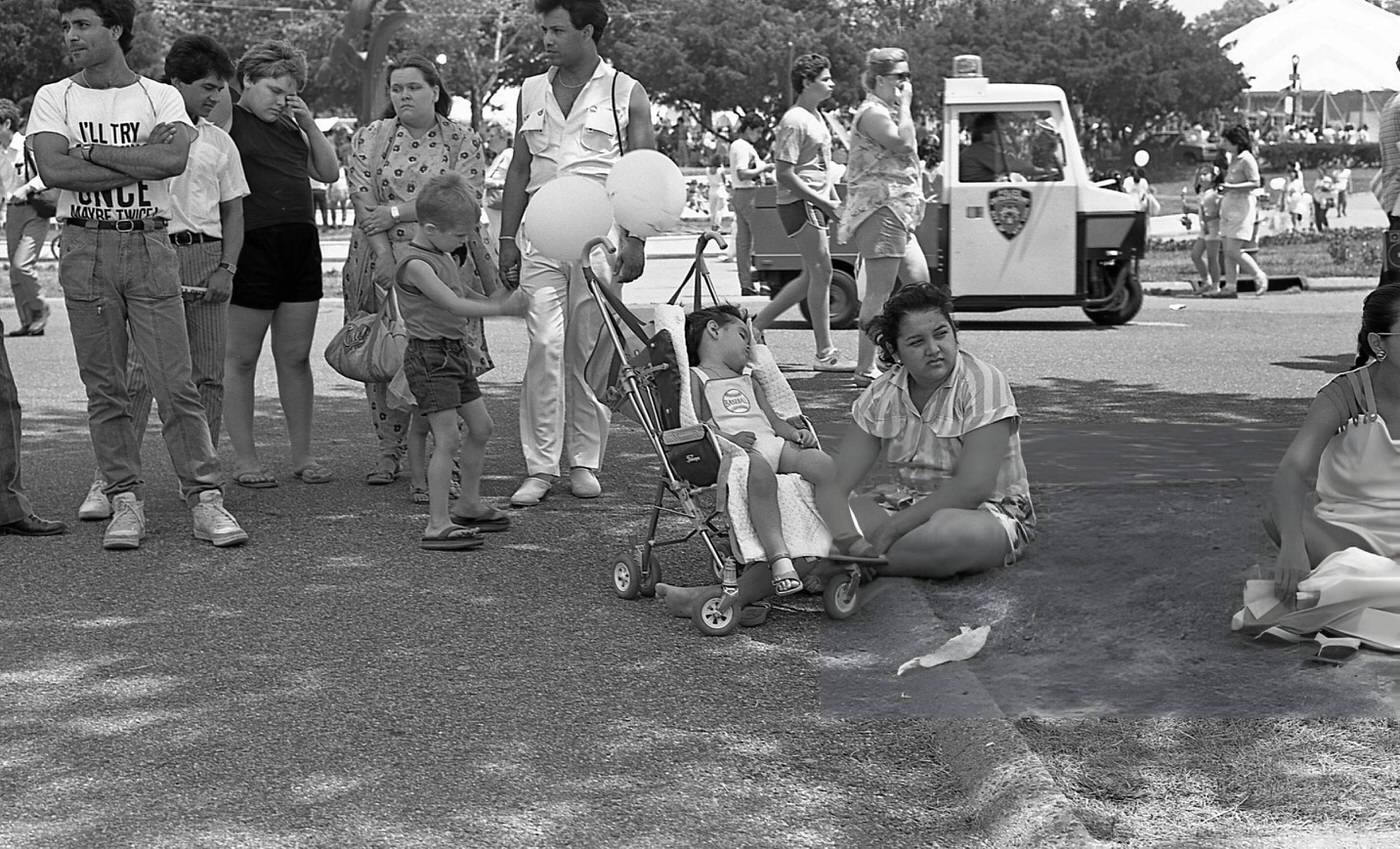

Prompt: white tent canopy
[{"left": 1221, "top": 0, "right": 1400, "bottom": 93}]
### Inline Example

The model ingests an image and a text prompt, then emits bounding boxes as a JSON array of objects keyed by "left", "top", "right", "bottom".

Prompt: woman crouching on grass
[{"left": 828, "top": 283, "right": 1035, "bottom": 576}]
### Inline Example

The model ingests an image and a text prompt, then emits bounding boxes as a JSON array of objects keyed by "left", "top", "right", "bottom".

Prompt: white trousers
[{"left": 517, "top": 237, "right": 617, "bottom": 477}]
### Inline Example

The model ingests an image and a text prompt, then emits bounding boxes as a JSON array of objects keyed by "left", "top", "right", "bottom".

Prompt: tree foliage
[{"left": 1194, "top": 0, "right": 1276, "bottom": 42}]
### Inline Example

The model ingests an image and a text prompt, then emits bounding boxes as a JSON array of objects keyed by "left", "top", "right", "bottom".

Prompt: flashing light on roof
[{"left": 952, "top": 55, "right": 984, "bottom": 78}]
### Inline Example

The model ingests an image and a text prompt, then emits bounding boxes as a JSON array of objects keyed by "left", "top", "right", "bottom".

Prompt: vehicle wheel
[
  {"left": 612, "top": 549, "right": 641, "bottom": 599},
  {"left": 638, "top": 546, "right": 660, "bottom": 598},
  {"left": 798, "top": 267, "right": 860, "bottom": 329},
  {"left": 1083, "top": 260, "right": 1143, "bottom": 326},
  {"left": 823, "top": 573, "right": 860, "bottom": 620},
  {"left": 692, "top": 592, "right": 741, "bottom": 636}
]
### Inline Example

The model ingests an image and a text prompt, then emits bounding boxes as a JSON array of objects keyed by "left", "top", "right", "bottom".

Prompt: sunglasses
[{"left": 882, "top": 72, "right": 912, "bottom": 82}]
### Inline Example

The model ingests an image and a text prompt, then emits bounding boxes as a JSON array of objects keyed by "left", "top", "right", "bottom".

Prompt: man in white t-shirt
[
  {"left": 77, "top": 33, "right": 252, "bottom": 522},
  {"left": 727, "top": 113, "right": 772, "bottom": 295},
  {"left": 28, "top": 0, "right": 247, "bottom": 551}
]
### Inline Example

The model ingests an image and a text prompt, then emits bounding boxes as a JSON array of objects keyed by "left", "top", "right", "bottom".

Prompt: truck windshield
[{"left": 958, "top": 110, "right": 1065, "bottom": 183}]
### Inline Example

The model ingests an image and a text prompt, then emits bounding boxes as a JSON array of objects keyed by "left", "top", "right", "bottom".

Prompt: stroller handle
[
  {"left": 580, "top": 237, "right": 616, "bottom": 264},
  {"left": 696, "top": 229, "right": 728, "bottom": 252}
]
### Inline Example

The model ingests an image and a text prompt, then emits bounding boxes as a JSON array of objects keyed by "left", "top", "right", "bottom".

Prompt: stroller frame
[{"left": 581, "top": 233, "right": 878, "bottom": 636}]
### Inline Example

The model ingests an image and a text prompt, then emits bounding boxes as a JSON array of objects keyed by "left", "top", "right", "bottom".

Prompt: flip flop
[
  {"left": 449, "top": 508, "right": 511, "bottom": 532},
  {"left": 421, "top": 526, "right": 483, "bottom": 551},
  {"left": 293, "top": 463, "right": 334, "bottom": 484},
  {"left": 772, "top": 573, "right": 804, "bottom": 597},
  {"left": 233, "top": 470, "right": 279, "bottom": 489}
]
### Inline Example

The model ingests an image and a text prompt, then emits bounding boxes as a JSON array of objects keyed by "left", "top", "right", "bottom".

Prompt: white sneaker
[
  {"left": 813, "top": 347, "right": 857, "bottom": 373},
  {"left": 192, "top": 490, "right": 249, "bottom": 547},
  {"left": 78, "top": 478, "right": 112, "bottom": 521},
  {"left": 103, "top": 493, "right": 146, "bottom": 550}
]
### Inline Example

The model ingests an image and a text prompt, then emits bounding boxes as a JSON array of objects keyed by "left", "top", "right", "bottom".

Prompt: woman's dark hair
[
  {"left": 382, "top": 55, "right": 452, "bottom": 119},
  {"left": 534, "top": 0, "right": 608, "bottom": 44},
  {"left": 57, "top": 0, "right": 135, "bottom": 53},
  {"left": 868, "top": 284, "right": 957, "bottom": 369},
  {"left": 684, "top": 303, "right": 744, "bottom": 365},
  {"left": 1222, "top": 124, "right": 1253, "bottom": 152},
  {"left": 1355, "top": 284, "right": 1400, "bottom": 367},
  {"left": 790, "top": 53, "right": 830, "bottom": 98},
  {"left": 164, "top": 34, "right": 235, "bottom": 84},
  {"left": 739, "top": 112, "right": 767, "bottom": 134}
]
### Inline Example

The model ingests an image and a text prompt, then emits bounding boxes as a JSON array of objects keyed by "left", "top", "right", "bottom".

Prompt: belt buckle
[
  {"left": 172, "top": 231, "right": 192, "bottom": 245},
  {"left": 114, "top": 219, "right": 138, "bottom": 233}
]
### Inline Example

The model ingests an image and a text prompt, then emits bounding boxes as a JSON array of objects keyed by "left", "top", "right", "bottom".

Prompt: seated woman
[
  {"left": 1265, "top": 285, "right": 1400, "bottom": 603},
  {"left": 828, "top": 283, "right": 1035, "bottom": 576},
  {"left": 656, "top": 285, "right": 1035, "bottom": 619}
]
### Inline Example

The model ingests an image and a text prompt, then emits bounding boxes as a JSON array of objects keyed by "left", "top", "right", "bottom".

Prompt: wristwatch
[
  {"left": 389, "top": 205, "right": 401, "bottom": 222},
  {"left": 217, "top": 261, "right": 237, "bottom": 274}
]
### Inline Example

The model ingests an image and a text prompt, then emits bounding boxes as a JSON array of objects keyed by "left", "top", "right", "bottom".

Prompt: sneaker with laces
[
  {"left": 103, "top": 493, "right": 146, "bottom": 550},
  {"left": 813, "top": 347, "right": 857, "bottom": 373},
  {"left": 192, "top": 490, "right": 249, "bottom": 547},
  {"left": 78, "top": 478, "right": 112, "bottom": 521}
]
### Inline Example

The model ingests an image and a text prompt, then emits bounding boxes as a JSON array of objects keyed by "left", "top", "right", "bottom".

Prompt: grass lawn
[{"left": 1142, "top": 229, "right": 1383, "bottom": 284}]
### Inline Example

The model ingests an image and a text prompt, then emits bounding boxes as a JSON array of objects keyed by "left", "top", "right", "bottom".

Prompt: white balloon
[
  {"left": 607, "top": 149, "right": 686, "bottom": 238},
  {"left": 522, "top": 176, "right": 614, "bottom": 262},
  {"left": 1269, "top": 176, "right": 1286, "bottom": 191},
  {"left": 1133, "top": 149, "right": 1150, "bottom": 168}
]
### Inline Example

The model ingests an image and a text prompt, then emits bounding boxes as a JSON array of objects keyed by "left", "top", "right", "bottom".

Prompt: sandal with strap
[
  {"left": 365, "top": 456, "right": 400, "bottom": 486},
  {"left": 771, "top": 559, "right": 804, "bottom": 597}
]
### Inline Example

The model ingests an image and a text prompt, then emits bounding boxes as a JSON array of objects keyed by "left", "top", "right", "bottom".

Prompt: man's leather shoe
[{"left": 0, "top": 513, "right": 68, "bottom": 536}]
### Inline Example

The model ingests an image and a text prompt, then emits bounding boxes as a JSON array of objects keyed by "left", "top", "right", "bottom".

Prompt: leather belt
[
  {"left": 65, "top": 218, "right": 168, "bottom": 232},
  {"left": 169, "top": 231, "right": 221, "bottom": 245}
]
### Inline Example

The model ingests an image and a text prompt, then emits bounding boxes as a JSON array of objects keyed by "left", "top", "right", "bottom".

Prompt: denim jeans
[
  {"left": 5, "top": 202, "right": 49, "bottom": 326},
  {"left": 0, "top": 326, "right": 34, "bottom": 524},
  {"left": 57, "top": 224, "right": 222, "bottom": 505}
]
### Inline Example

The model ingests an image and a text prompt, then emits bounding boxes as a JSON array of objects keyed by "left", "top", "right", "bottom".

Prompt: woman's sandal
[
  {"left": 408, "top": 485, "right": 430, "bottom": 505},
  {"left": 293, "top": 463, "right": 334, "bottom": 484},
  {"left": 365, "top": 456, "right": 400, "bottom": 486}
]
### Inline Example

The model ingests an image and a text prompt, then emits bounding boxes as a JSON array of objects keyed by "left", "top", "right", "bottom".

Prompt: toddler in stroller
[{"left": 682, "top": 305, "right": 847, "bottom": 596}]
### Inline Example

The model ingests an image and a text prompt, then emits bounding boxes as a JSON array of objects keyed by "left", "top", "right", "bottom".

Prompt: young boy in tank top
[
  {"left": 394, "top": 172, "right": 528, "bottom": 550},
  {"left": 685, "top": 304, "right": 845, "bottom": 595}
]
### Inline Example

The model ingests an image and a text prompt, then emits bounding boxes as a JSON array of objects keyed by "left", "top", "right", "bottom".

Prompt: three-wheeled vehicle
[{"left": 749, "top": 55, "right": 1146, "bottom": 327}]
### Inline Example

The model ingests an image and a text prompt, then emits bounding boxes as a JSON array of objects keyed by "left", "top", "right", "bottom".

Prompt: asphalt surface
[{"left": 3, "top": 255, "right": 1399, "bottom": 846}]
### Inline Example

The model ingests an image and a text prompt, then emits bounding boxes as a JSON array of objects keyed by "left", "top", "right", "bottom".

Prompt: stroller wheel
[
  {"left": 823, "top": 573, "right": 861, "bottom": 620},
  {"left": 692, "top": 591, "right": 741, "bottom": 636},
  {"left": 612, "top": 549, "right": 642, "bottom": 599}
]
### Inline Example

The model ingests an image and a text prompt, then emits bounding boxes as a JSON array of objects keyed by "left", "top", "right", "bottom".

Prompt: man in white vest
[{"left": 498, "top": 0, "right": 655, "bottom": 507}]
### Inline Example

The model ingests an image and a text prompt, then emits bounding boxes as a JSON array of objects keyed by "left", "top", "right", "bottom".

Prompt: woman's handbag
[{"left": 324, "top": 286, "right": 407, "bottom": 383}]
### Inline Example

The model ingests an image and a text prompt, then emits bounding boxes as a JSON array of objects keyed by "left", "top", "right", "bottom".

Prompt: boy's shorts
[
  {"left": 232, "top": 223, "right": 323, "bottom": 310},
  {"left": 777, "top": 200, "right": 829, "bottom": 237},
  {"left": 404, "top": 338, "right": 481, "bottom": 414}
]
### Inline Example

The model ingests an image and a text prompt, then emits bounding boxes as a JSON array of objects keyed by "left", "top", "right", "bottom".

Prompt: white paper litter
[{"left": 896, "top": 625, "right": 990, "bottom": 676}]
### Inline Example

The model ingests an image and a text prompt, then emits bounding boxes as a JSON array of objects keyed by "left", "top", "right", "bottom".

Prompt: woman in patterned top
[
  {"left": 342, "top": 55, "right": 487, "bottom": 486},
  {"left": 829, "top": 284, "right": 1035, "bottom": 576}
]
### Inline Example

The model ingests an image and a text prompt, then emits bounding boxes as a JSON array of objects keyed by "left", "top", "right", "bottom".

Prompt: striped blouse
[{"left": 850, "top": 349, "right": 1031, "bottom": 507}]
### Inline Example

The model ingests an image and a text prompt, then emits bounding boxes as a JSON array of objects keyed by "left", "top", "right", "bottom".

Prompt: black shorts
[
  {"left": 404, "top": 338, "right": 481, "bottom": 414},
  {"left": 232, "top": 222, "right": 323, "bottom": 310},
  {"left": 777, "top": 200, "right": 829, "bottom": 237}
]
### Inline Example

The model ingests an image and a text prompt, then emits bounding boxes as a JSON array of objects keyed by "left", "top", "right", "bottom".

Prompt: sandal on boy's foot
[
  {"left": 408, "top": 485, "right": 430, "bottom": 505},
  {"left": 421, "top": 526, "right": 484, "bottom": 551},
  {"left": 365, "top": 456, "right": 400, "bottom": 486},
  {"left": 293, "top": 463, "right": 334, "bottom": 484},
  {"left": 233, "top": 469, "right": 279, "bottom": 489},
  {"left": 450, "top": 507, "right": 511, "bottom": 532}
]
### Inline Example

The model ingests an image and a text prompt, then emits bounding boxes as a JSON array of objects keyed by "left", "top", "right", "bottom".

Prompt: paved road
[{"left": 3, "top": 273, "right": 1398, "bottom": 846}]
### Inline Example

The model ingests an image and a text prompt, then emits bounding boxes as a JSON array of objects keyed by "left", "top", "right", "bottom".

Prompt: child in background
[
  {"left": 1187, "top": 166, "right": 1222, "bottom": 295},
  {"left": 685, "top": 304, "right": 845, "bottom": 595},
  {"left": 395, "top": 172, "right": 528, "bottom": 551}
]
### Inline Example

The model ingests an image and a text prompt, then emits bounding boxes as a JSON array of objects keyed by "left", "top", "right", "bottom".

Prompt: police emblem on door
[{"left": 988, "top": 187, "right": 1032, "bottom": 240}]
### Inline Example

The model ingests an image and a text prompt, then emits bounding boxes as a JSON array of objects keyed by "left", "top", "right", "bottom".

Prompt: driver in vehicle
[{"left": 958, "top": 112, "right": 1039, "bottom": 183}]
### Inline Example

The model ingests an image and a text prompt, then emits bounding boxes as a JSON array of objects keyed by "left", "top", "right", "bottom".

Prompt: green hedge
[{"left": 1258, "top": 142, "right": 1379, "bottom": 169}]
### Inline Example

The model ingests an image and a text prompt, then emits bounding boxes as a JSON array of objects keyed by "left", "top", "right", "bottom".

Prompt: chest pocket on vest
[
  {"left": 581, "top": 105, "right": 620, "bottom": 153},
  {"left": 520, "top": 109, "right": 548, "bottom": 155}
]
